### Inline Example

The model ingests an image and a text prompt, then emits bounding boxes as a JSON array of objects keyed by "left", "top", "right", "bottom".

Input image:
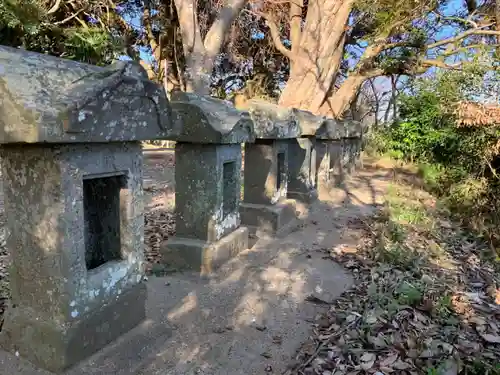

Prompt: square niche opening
[
  {"left": 222, "top": 161, "right": 238, "bottom": 218},
  {"left": 83, "top": 173, "right": 128, "bottom": 270},
  {"left": 276, "top": 151, "right": 286, "bottom": 191}
]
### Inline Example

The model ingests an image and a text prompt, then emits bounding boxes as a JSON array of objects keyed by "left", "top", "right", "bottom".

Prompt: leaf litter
[{"left": 288, "top": 178, "right": 500, "bottom": 375}]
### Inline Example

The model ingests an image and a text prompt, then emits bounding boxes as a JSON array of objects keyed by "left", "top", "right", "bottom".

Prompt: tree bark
[
  {"left": 174, "top": 0, "right": 247, "bottom": 94},
  {"left": 278, "top": 0, "right": 355, "bottom": 113},
  {"left": 289, "top": 0, "right": 303, "bottom": 76},
  {"left": 318, "top": 74, "right": 367, "bottom": 117}
]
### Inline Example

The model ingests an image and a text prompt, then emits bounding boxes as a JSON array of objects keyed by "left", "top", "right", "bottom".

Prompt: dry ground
[{"left": 1, "top": 152, "right": 499, "bottom": 375}]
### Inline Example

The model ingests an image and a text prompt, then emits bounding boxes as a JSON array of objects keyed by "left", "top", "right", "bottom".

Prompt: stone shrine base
[
  {"left": 0, "top": 283, "right": 146, "bottom": 373},
  {"left": 161, "top": 227, "right": 249, "bottom": 276},
  {"left": 287, "top": 189, "right": 318, "bottom": 204},
  {"left": 240, "top": 199, "right": 297, "bottom": 237}
]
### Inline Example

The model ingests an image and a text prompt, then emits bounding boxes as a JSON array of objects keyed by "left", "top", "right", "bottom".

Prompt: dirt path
[{"left": 0, "top": 153, "right": 400, "bottom": 375}]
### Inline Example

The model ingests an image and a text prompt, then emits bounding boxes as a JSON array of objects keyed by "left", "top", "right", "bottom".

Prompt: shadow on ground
[{"left": 0, "top": 152, "right": 396, "bottom": 375}]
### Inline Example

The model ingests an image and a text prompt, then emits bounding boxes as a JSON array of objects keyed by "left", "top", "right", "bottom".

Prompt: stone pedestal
[
  {"left": 162, "top": 92, "right": 254, "bottom": 275},
  {"left": 342, "top": 138, "right": 362, "bottom": 174},
  {"left": 162, "top": 143, "right": 249, "bottom": 274},
  {"left": 316, "top": 139, "right": 344, "bottom": 189},
  {"left": 287, "top": 137, "right": 318, "bottom": 203},
  {"left": 0, "top": 143, "right": 146, "bottom": 373},
  {"left": 240, "top": 139, "right": 296, "bottom": 236}
]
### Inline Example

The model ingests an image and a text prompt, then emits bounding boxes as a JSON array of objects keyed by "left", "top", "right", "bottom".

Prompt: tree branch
[
  {"left": 427, "top": 27, "right": 500, "bottom": 49},
  {"left": 47, "top": 0, "right": 64, "bottom": 14},
  {"left": 204, "top": 0, "right": 248, "bottom": 58},
  {"left": 255, "top": 11, "right": 295, "bottom": 61},
  {"left": 174, "top": 0, "right": 205, "bottom": 57},
  {"left": 54, "top": 9, "right": 83, "bottom": 24},
  {"left": 143, "top": 1, "right": 160, "bottom": 62},
  {"left": 289, "top": 0, "right": 303, "bottom": 54}
]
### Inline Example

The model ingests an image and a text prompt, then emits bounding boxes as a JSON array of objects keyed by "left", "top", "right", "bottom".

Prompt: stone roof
[
  {"left": 0, "top": 45, "right": 175, "bottom": 143},
  {"left": 169, "top": 91, "right": 255, "bottom": 144},
  {"left": 235, "top": 99, "right": 300, "bottom": 139}
]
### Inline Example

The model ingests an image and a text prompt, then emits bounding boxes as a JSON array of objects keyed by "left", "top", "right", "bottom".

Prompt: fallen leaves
[
  {"left": 359, "top": 352, "right": 376, "bottom": 370},
  {"left": 290, "top": 180, "right": 500, "bottom": 375},
  {"left": 144, "top": 208, "right": 175, "bottom": 273}
]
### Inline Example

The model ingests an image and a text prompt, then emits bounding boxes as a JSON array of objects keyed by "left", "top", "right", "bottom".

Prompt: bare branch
[
  {"left": 54, "top": 9, "right": 84, "bottom": 25},
  {"left": 420, "top": 59, "right": 463, "bottom": 70},
  {"left": 47, "top": 0, "right": 64, "bottom": 14},
  {"left": 174, "top": 0, "right": 205, "bottom": 56},
  {"left": 244, "top": 9, "right": 295, "bottom": 60},
  {"left": 264, "top": 15, "right": 295, "bottom": 60},
  {"left": 204, "top": 0, "right": 248, "bottom": 58},
  {"left": 427, "top": 27, "right": 500, "bottom": 50},
  {"left": 143, "top": 1, "right": 160, "bottom": 61},
  {"left": 289, "top": 0, "right": 303, "bottom": 54}
]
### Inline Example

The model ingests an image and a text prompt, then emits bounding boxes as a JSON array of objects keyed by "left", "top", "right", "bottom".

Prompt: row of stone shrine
[{"left": 0, "top": 45, "right": 362, "bottom": 373}]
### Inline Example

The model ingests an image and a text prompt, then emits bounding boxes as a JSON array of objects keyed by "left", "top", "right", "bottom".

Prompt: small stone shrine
[
  {"left": 237, "top": 99, "right": 300, "bottom": 236},
  {"left": 287, "top": 110, "right": 327, "bottom": 203},
  {"left": 316, "top": 118, "right": 363, "bottom": 188},
  {"left": 161, "top": 92, "right": 254, "bottom": 275},
  {"left": 0, "top": 46, "right": 176, "bottom": 373}
]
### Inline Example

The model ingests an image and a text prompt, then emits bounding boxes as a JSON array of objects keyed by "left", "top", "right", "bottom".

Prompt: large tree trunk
[
  {"left": 174, "top": 0, "right": 247, "bottom": 94},
  {"left": 278, "top": 0, "right": 355, "bottom": 114},
  {"left": 319, "top": 74, "right": 367, "bottom": 117}
]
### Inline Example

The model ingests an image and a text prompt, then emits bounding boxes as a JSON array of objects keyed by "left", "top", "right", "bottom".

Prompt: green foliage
[
  {"left": 0, "top": 0, "right": 121, "bottom": 65},
  {"left": 372, "top": 66, "right": 500, "bottom": 249}
]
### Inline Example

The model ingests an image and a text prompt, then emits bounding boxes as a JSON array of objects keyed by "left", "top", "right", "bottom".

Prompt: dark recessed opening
[
  {"left": 83, "top": 173, "right": 127, "bottom": 270},
  {"left": 222, "top": 161, "right": 237, "bottom": 218},
  {"left": 277, "top": 152, "right": 286, "bottom": 191}
]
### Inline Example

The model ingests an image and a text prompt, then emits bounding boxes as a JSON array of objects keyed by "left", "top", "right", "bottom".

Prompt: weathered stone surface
[
  {"left": 241, "top": 139, "right": 297, "bottom": 235},
  {"left": 292, "top": 110, "right": 363, "bottom": 139},
  {"left": 174, "top": 143, "right": 243, "bottom": 242},
  {"left": 239, "top": 200, "right": 297, "bottom": 237},
  {"left": 316, "top": 139, "right": 344, "bottom": 189},
  {"left": 236, "top": 99, "right": 299, "bottom": 139},
  {"left": 287, "top": 138, "right": 318, "bottom": 203},
  {"left": 161, "top": 227, "right": 249, "bottom": 276},
  {"left": 315, "top": 118, "right": 363, "bottom": 139},
  {"left": 293, "top": 109, "right": 327, "bottom": 136},
  {"left": 0, "top": 46, "right": 177, "bottom": 143},
  {"left": 0, "top": 142, "right": 146, "bottom": 372},
  {"left": 342, "top": 138, "right": 363, "bottom": 173},
  {"left": 164, "top": 142, "right": 249, "bottom": 273},
  {"left": 169, "top": 92, "right": 255, "bottom": 144},
  {"left": 243, "top": 140, "right": 289, "bottom": 205}
]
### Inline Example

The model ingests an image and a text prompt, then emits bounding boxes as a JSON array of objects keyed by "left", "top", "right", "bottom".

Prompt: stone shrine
[
  {"left": 161, "top": 92, "right": 254, "bottom": 275},
  {"left": 237, "top": 99, "right": 300, "bottom": 236},
  {"left": 0, "top": 46, "right": 176, "bottom": 373}
]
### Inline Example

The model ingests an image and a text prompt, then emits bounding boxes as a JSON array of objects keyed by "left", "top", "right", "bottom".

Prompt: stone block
[
  {"left": 315, "top": 118, "right": 363, "bottom": 139},
  {"left": 0, "top": 143, "right": 146, "bottom": 373},
  {"left": 164, "top": 143, "right": 249, "bottom": 272},
  {"left": 342, "top": 138, "right": 362, "bottom": 174},
  {"left": 161, "top": 227, "right": 249, "bottom": 276},
  {"left": 235, "top": 99, "right": 300, "bottom": 138},
  {"left": 287, "top": 137, "right": 318, "bottom": 203},
  {"left": 243, "top": 140, "right": 289, "bottom": 205},
  {"left": 239, "top": 200, "right": 297, "bottom": 237}
]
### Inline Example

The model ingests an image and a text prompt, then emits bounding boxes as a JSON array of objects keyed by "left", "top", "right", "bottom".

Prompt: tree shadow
[{"left": 0, "top": 147, "right": 385, "bottom": 375}]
